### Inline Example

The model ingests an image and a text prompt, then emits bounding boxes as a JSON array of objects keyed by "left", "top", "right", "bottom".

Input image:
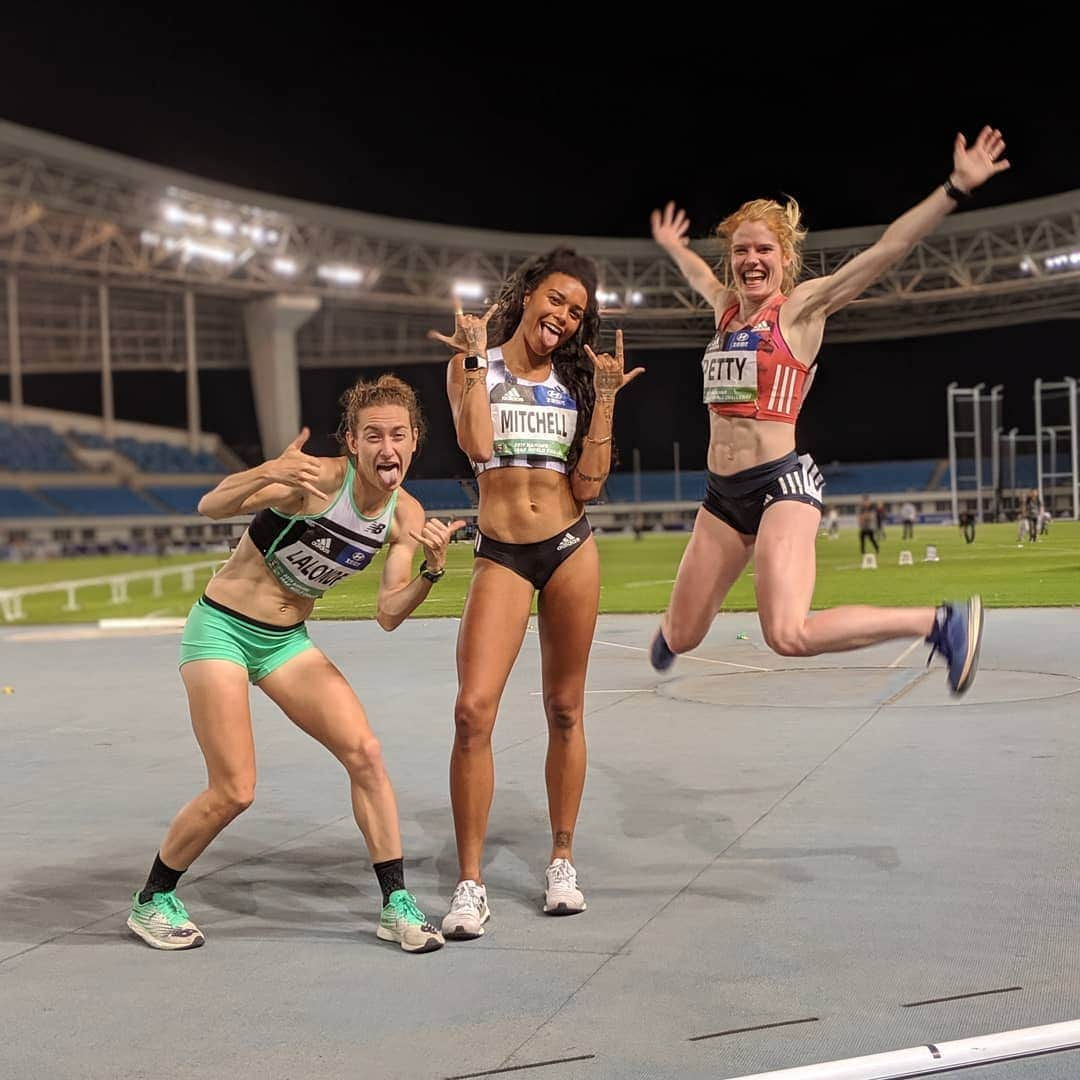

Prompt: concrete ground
[{"left": 2, "top": 609, "right": 1079, "bottom": 1079}]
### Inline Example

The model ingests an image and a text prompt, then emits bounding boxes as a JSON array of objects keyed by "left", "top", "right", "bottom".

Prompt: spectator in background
[
  {"left": 1024, "top": 489, "right": 1041, "bottom": 543},
  {"left": 825, "top": 506, "right": 840, "bottom": 540},
  {"left": 858, "top": 497, "right": 879, "bottom": 556},
  {"left": 901, "top": 500, "right": 917, "bottom": 540}
]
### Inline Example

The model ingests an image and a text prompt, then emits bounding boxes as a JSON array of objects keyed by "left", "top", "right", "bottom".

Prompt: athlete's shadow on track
[{"left": 1, "top": 840, "right": 441, "bottom": 949}]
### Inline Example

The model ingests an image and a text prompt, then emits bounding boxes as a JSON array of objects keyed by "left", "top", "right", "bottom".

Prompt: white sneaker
[
  {"left": 441, "top": 879, "right": 490, "bottom": 940},
  {"left": 543, "top": 859, "right": 587, "bottom": 916}
]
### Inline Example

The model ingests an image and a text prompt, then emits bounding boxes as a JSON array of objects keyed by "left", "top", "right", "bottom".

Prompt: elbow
[
  {"left": 571, "top": 480, "right": 603, "bottom": 504},
  {"left": 197, "top": 497, "right": 223, "bottom": 519},
  {"left": 459, "top": 436, "right": 494, "bottom": 463},
  {"left": 376, "top": 609, "right": 401, "bottom": 632}
]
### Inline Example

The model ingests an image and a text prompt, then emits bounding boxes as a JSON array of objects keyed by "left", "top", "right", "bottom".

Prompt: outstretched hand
[
  {"left": 650, "top": 201, "right": 691, "bottom": 250},
  {"left": 427, "top": 301, "right": 499, "bottom": 357},
  {"left": 270, "top": 428, "right": 329, "bottom": 501},
  {"left": 952, "top": 126, "right": 1010, "bottom": 193},
  {"left": 584, "top": 330, "right": 644, "bottom": 399},
  {"left": 409, "top": 517, "right": 466, "bottom": 573}
]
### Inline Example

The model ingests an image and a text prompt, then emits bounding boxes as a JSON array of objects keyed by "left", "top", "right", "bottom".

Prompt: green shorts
[{"left": 179, "top": 595, "right": 314, "bottom": 683}]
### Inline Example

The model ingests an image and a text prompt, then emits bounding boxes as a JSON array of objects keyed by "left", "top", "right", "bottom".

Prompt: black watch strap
[
  {"left": 419, "top": 560, "right": 445, "bottom": 583},
  {"left": 943, "top": 177, "right": 970, "bottom": 202}
]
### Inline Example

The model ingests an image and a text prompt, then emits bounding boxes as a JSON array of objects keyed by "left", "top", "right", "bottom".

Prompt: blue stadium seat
[
  {"left": 821, "top": 459, "right": 938, "bottom": 495},
  {"left": 45, "top": 487, "right": 163, "bottom": 515},
  {"left": 114, "top": 437, "right": 225, "bottom": 473},
  {"left": 0, "top": 423, "right": 78, "bottom": 471},
  {"left": 405, "top": 479, "right": 474, "bottom": 509},
  {"left": 0, "top": 487, "right": 59, "bottom": 517},
  {"left": 145, "top": 485, "right": 210, "bottom": 513}
]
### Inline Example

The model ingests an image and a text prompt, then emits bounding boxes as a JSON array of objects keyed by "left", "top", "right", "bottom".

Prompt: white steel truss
[{"left": 2, "top": 119, "right": 1080, "bottom": 372}]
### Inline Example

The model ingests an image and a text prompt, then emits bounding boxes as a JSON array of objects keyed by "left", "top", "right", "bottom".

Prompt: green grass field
[{"left": 1, "top": 521, "right": 1076, "bottom": 626}]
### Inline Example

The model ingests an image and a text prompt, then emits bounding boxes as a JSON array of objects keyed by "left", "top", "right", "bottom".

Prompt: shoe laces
[
  {"left": 449, "top": 880, "right": 483, "bottom": 915},
  {"left": 547, "top": 859, "right": 577, "bottom": 889},
  {"left": 925, "top": 606, "right": 952, "bottom": 668},
  {"left": 155, "top": 891, "right": 190, "bottom": 926},
  {"left": 388, "top": 890, "right": 427, "bottom": 925}
]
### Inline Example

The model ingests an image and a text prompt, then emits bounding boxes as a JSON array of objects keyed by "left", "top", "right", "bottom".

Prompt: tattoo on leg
[{"left": 554, "top": 831, "right": 572, "bottom": 848}]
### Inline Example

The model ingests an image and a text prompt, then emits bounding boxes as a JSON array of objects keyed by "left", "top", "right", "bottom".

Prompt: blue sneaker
[
  {"left": 650, "top": 626, "right": 676, "bottom": 672},
  {"left": 925, "top": 596, "right": 984, "bottom": 695}
]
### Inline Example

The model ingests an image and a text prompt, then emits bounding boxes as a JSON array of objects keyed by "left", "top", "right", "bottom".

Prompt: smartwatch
[
  {"left": 419, "top": 560, "right": 445, "bottom": 584},
  {"left": 464, "top": 355, "right": 487, "bottom": 370}
]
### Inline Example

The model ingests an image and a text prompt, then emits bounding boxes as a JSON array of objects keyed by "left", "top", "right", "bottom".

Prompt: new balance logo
[
  {"left": 311, "top": 536, "right": 332, "bottom": 554},
  {"left": 501, "top": 385, "right": 524, "bottom": 403},
  {"left": 368, "top": 522, "right": 387, "bottom": 535},
  {"left": 556, "top": 531, "right": 581, "bottom": 552}
]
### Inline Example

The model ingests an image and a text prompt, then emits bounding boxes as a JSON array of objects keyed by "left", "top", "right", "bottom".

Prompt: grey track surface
[{"left": 2, "top": 609, "right": 1079, "bottom": 1080}]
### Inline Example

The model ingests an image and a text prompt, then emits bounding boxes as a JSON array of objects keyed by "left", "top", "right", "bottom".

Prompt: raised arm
[
  {"left": 790, "top": 126, "right": 1010, "bottom": 321},
  {"left": 651, "top": 201, "right": 733, "bottom": 312},
  {"left": 196, "top": 428, "right": 330, "bottom": 519},
  {"left": 376, "top": 494, "right": 464, "bottom": 631},
  {"left": 431, "top": 303, "right": 497, "bottom": 462},
  {"left": 570, "top": 330, "right": 644, "bottom": 504}
]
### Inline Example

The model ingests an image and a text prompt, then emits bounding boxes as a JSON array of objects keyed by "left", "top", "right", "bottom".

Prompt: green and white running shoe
[
  {"left": 127, "top": 891, "right": 205, "bottom": 951},
  {"left": 377, "top": 889, "right": 444, "bottom": 954}
]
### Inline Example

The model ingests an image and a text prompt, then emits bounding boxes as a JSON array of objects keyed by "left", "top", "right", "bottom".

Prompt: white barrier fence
[{"left": 0, "top": 560, "right": 223, "bottom": 622}]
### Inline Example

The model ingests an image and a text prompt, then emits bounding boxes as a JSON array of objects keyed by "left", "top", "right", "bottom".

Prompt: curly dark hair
[
  {"left": 487, "top": 247, "right": 600, "bottom": 469},
  {"left": 336, "top": 373, "right": 427, "bottom": 455}
]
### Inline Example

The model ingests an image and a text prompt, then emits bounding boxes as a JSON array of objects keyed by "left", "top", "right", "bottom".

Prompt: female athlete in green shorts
[{"left": 127, "top": 374, "right": 462, "bottom": 954}]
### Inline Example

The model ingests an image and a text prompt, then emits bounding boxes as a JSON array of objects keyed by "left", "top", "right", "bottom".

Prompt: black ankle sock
[
  {"left": 373, "top": 858, "right": 405, "bottom": 905},
  {"left": 139, "top": 853, "right": 185, "bottom": 904}
]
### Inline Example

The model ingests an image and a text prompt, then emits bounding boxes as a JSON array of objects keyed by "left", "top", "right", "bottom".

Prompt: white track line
[
  {"left": 592, "top": 637, "right": 770, "bottom": 673},
  {"left": 529, "top": 689, "right": 656, "bottom": 696},
  {"left": 727, "top": 1018, "right": 1080, "bottom": 1079},
  {"left": 888, "top": 637, "right": 925, "bottom": 668}
]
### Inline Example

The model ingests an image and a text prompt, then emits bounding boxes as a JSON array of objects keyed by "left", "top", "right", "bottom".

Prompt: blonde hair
[
  {"left": 715, "top": 197, "right": 807, "bottom": 295},
  {"left": 336, "top": 373, "right": 426, "bottom": 451}
]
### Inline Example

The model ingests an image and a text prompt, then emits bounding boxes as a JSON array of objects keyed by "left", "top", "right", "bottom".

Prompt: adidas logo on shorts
[
  {"left": 311, "top": 536, "right": 332, "bottom": 554},
  {"left": 556, "top": 531, "right": 581, "bottom": 552}
]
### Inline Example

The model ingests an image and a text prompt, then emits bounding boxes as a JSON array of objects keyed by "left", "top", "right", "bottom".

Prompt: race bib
[
  {"left": 702, "top": 327, "right": 758, "bottom": 404},
  {"left": 490, "top": 382, "right": 576, "bottom": 460}
]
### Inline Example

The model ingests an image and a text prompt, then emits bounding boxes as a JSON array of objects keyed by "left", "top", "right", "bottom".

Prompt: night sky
[{"left": 2, "top": 20, "right": 1077, "bottom": 470}]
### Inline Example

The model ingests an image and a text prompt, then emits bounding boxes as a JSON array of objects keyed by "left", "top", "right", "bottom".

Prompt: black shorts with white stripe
[
  {"left": 702, "top": 451, "right": 824, "bottom": 536},
  {"left": 474, "top": 514, "right": 592, "bottom": 591}
]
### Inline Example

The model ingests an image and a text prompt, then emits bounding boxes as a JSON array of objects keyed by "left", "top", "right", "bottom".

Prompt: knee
[
  {"left": 545, "top": 699, "right": 582, "bottom": 740},
  {"left": 761, "top": 621, "right": 810, "bottom": 658},
  {"left": 208, "top": 779, "right": 255, "bottom": 820},
  {"left": 342, "top": 737, "right": 386, "bottom": 783},
  {"left": 453, "top": 697, "right": 496, "bottom": 751}
]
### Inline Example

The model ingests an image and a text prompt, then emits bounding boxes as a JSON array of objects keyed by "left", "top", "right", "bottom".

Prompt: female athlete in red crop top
[{"left": 648, "top": 126, "right": 1010, "bottom": 695}]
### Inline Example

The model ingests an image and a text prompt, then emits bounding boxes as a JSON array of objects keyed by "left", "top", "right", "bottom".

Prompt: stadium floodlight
[
  {"left": 597, "top": 289, "right": 620, "bottom": 306},
  {"left": 1044, "top": 250, "right": 1080, "bottom": 272},
  {"left": 452, "top": 280, "right": 486, "bottom": 300},
  {"left": 1019, "top": 257, "right": 1035, "bottom": 274},
  {"left": 317, "top": 263, "right": 365, "bottom": 286},
  {"left": 175, "top": 238, "right": 235, "bottom": 264},
  {"left": 272, "top": 257, "right": 299, "bottom": 276},
  {"left": 140, "top": 231, "right": 235, "bottom": 264},
  {"left": 628, "top": 290, "right": 644, "bottom": 305},
  {"left": 211, "top": 218, "right": 236, "bottom": 237},
  {"left": 161, "top": 202, "right": 207, "bottom": 229}
]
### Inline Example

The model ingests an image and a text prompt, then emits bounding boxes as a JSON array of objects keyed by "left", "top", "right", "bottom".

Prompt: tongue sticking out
[
  {"left": 376, "top": 463, "right": 401, "bottom": 488},
  {"left": 540, "top": 323, "right": 560, "bottom": 350}
]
